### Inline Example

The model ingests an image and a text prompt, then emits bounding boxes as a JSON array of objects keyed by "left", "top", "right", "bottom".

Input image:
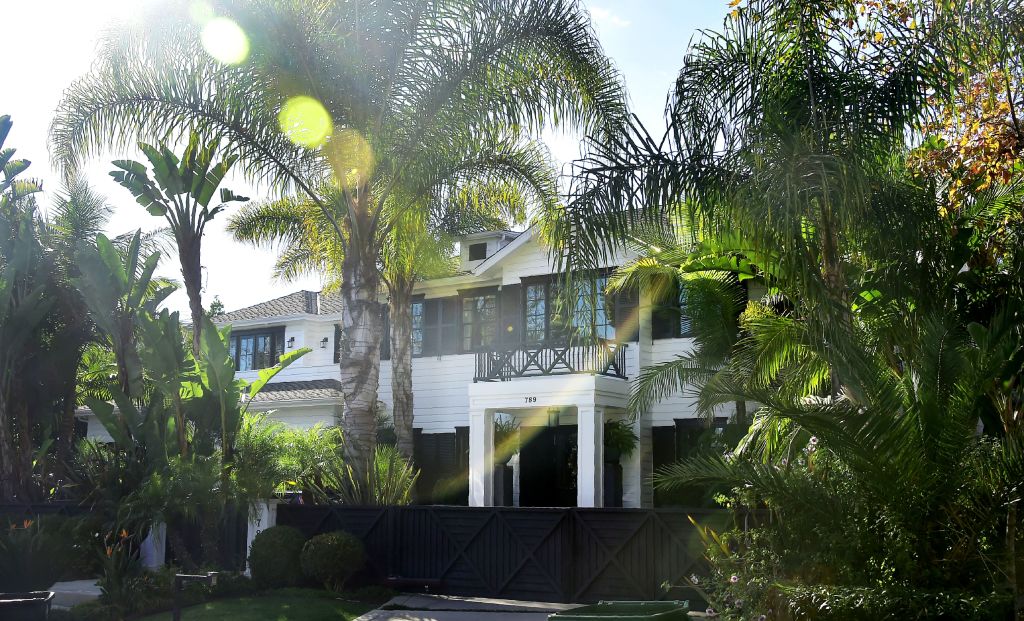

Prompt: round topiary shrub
[
  {"left": 249, "top": 525, "right": 306, "bottom": 589},
  {"left": 300, "top": 530, "right": 366, "bottom": 591}
]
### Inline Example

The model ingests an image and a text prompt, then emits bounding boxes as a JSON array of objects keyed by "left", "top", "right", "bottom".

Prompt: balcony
[{"left": 473, "top": 340, "right": 628, "bottom": 382}]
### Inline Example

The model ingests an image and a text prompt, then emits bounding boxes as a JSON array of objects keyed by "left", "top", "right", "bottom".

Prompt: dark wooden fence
[{"left": 277, "top": 505, "right": 731, "bottom": 603}]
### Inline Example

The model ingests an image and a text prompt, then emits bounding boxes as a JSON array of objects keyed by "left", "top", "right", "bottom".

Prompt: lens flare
[
  {"left": 325, "top": 129, "right": 375, "bottom": 187},
  {"left": 279, "top": 96, "right": 333, "bottom": 148},
  {"left": 201, "top": 17, "right": 249, "bottom": 65}
]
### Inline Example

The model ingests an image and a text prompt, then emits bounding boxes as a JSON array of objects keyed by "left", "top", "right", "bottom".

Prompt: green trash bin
[{"left": 548, "top": 600, "right": 689, "bottom": 620}]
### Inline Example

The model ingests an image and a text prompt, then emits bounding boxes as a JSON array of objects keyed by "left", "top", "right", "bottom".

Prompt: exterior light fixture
[
  {"left": 547, "top": 408, "right": 560, "bottom": 428},
  {"left": 320, "top": 337, "right": 329, "bottom": 349},
  {"left": 287, "top": 336, "right": 296, "bottom": 348}
]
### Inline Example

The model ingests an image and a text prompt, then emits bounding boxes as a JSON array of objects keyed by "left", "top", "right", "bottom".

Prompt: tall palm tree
[
  {"left": 51, "top": 0, "right": 625, "bottom": 473},
  {"left": 229, "top": 134, "right": 558, "bottom": 460}
]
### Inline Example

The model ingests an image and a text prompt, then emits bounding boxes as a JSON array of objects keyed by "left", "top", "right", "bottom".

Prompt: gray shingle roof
[
  {"left": 251, "top": 379, "right": 344, "bottom": 403},
  {"left": 219, "top": 290, "right": 343, "bottom": 322}
]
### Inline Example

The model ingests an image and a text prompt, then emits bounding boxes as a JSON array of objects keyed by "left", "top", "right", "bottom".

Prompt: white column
[
  {"left": 245, "top": 500, "right": 279, "bottom": 575},
  {"left": 140, "top": 522, "right": 166, "bottom": 569},
  {"left": 469, "top": 407, "right": 494, "bottom": 506},
  {"left": 577, "top": 404, "right": 604, "bottom": 507},
  {"left": 637, "top": 287, "right": 655, "bottom": 507}
]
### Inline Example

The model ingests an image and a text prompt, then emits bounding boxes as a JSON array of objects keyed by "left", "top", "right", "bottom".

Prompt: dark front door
[{"left": 519, "top": 425, "right": 577, "bottom": 507}]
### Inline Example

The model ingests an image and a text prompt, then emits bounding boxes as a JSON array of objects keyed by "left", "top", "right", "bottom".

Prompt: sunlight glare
[
  {"left": 325, "top": 129, "right": 376, "bottom": 188},
  {"left": 279, "top": 96, "right": 333, "bottom": 149},
  {"left": 201, "top": 17, "right": 250, "bottom": 65}
]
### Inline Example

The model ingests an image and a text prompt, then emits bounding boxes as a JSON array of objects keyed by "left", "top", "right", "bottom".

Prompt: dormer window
[
  {"left": 468, "top": 242, "right": 487, "bottom": 261},
  {"left": 228, "top": 327, "right": 286, "bottom": 371}
]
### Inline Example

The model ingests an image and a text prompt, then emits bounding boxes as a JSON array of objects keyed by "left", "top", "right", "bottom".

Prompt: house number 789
[{"left": 524, "top": 397, "right": 537, "bottom": 403}]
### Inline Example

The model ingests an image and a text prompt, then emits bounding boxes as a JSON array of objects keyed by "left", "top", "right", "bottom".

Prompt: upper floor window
[
  {"left": 414, "top": 297, "right": 460, "bottom": 357},
  {"left": 411, "top": 300, "right": 425, "bottom": 356},
  {"left": 525, "top": 284, "right": 547, "bottom": 343},
  {"left": 462, "top": 293, "right": 497, "bottom": 351},
  {"left": 468, "top": 242, "right": 488, "bottom": 261},
  {"left": 228, "top": 327, "right": 285, "bottom": 371}
]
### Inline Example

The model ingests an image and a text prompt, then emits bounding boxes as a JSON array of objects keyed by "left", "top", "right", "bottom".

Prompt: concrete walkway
[
  {"left": 354, "top": 594, "right": 580, "bottom": 621},
  {"left": 48, "top": 579, "right": 101, "bottom": 609}
]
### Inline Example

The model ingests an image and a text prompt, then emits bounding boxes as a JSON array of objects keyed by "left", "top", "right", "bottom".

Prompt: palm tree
[
  {"left": 228, "top": 134, "right": 558, "bottom": 460},
  {"left": 542, "top": 0, "right": 1023, "bottom": 614},
  {"left": 109, "top": 132, "right": 248, "bottom": 356},
  {"left": 51, "top": 0, "right": 625, "bottom": 473}
]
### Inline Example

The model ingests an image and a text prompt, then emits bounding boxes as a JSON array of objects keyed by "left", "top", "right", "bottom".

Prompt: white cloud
[{"left": 589, "top": 6, "right": 632, "bottom": 29}]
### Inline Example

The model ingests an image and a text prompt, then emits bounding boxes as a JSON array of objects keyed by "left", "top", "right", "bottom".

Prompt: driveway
[{"left": 354, "top": 594, "right": 579, "bottom": 621}]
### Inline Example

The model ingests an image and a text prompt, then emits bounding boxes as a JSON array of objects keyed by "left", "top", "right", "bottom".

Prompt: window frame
[
  {"left": 460, "top": 288, "right": 499, "bottom": 353},
  {"left": 229, "top": 326, "right": 286, "bottom": 371}
]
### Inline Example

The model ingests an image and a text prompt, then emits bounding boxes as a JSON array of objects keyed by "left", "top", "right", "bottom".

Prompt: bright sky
[{"left": 4, "top": 1, "right": 729, "bottom": 317}]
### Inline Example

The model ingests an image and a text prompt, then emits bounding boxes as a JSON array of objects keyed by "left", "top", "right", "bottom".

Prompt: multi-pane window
[
  {"left": 462, "top": 294, "right": 497, "bottom": 351},
  {"left": 415, "top": 297, "right": 461, "bottom": 357},
  {"left": 411, "top": 300, "right": 425, "bottom": 356},
  {"left": 228, "top": 327, "right": 285, "bottom": 371},
  {"left": 524, "top": 284, "right": 547, "bottom": 343},
  {"left": 570, "top": 277, "right": 614, "bottom": 341}
]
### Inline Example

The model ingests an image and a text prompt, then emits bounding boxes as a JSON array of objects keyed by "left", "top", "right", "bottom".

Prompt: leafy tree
[
  {"left": 0, "top": 115, "right": 47, "bottom": 501},
  {"left": 51, "top": 0, "right": 625, "bottom": 475},
  {"left": 547, "top": 0, "right": 1024, "bottom": 616},
  {"left": 109, "top": 132, "right": 248, "bottom": 355}
]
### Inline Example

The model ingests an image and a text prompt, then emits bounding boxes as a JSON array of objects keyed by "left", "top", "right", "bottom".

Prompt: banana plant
[
  {"left": 72, "top": 232, "right": 173, "bottom": 397},
  {"left": 110, "top": 132, "right": 248, "bottom": 356}
]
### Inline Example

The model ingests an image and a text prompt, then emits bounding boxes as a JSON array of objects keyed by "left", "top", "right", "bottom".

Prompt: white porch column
[
  {"left": 577, "top": 405, "right": 605, "bottom": 507},
  {"left": 469, "top": 407, "right": 494, "bottom": 506},
  {"left": 140, "top": 522, "right": 166, "bottom": 569},
  {"left": 245, "top": 500, "right": 279, "bottom": 575}
]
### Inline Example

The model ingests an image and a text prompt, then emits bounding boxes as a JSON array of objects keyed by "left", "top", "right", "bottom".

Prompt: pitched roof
[
  {"left": 251, "top": 379, "right": 344, "bottom": 403},
  {"left": 219, "top": 290, "right": 343, "bottom": 322}
]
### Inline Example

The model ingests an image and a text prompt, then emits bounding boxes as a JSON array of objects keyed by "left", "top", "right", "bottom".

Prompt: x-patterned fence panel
[{"left": 277, "top": 505, "right": 730, "bottom": 603}]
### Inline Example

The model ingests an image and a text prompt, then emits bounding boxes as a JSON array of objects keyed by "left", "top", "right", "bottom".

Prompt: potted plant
[{"left": 604, "top": 419, "right": 638, "bottom": 463}]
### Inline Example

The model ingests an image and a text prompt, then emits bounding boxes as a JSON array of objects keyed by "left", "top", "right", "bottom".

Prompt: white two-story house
[{"left": 86, "top": 227, "right": 728, "bottom": 508}]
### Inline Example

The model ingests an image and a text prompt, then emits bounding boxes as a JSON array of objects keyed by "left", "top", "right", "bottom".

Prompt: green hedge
[
  {"left": 300, "top": 531, "right": 366, "bottom": 592},
  {"left": 249, "top": 525, "right": 307, "bottom": 589}
]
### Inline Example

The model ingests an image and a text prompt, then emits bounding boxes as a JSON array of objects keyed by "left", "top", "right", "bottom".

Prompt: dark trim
[{"left": 228, "top": 326, "right": 286, "bottom": 371}]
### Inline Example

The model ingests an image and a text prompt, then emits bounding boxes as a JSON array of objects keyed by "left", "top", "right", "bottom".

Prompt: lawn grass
[{"left": 138, "top": 588, "right": 377, "bottom": 621}]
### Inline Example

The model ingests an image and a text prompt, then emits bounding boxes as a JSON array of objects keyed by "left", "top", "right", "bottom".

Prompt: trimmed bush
[
  {"left": 300, "top": 531, "right": 366, "bottom": 591},
  {"left": 249, "top": 525, "right": 306, "bottom": 589}
]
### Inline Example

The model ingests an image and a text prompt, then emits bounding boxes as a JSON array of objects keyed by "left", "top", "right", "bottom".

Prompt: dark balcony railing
[{"left": 474, "top": 340, "right": 628, "bottom": 382}]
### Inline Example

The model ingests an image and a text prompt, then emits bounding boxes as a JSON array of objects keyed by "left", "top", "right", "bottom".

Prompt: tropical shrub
[
  {"left": 603, "top": 419, "right": 638, "bottom": 459},
  {"left": 300, "top": 531, "right": 366, "bottom": 592},
  {"left": 0, "top": 517, "right": 69, "bottom": 591},
  {"left": 337, "top": 445, "right": 419, "bottom": 506},
  {"left": 249, "top": 525, "right": 306, "bottom": 589}
]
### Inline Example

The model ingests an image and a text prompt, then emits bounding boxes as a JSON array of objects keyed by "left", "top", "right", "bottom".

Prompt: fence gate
[{"left": 277, "top": 505, "right": 731, "bottom": 603}]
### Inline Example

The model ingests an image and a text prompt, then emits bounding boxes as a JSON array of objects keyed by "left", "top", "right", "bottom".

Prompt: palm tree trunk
[
  {"left": 0, "top": 389, "right": 18, "bottom": 502},
  {"left": 338, "top": 211, "right": 384, "bottom": 486},
  {"left": 389, "top": 274, "right": 415, "bottom": 462}
]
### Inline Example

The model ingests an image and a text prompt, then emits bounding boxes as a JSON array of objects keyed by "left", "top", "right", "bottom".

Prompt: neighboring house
[{"left": 83, "top": 227, "right": 731, "bottom": 508}]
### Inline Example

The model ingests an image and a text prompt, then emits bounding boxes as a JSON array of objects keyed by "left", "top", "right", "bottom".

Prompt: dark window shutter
[
  {"left": 499, "top": 284, "right": 522, "bottom": 345},
  {"left": 421, "top": 299, "right": 439, "bottom": 356},
  {"left": 612, "top": 287, "right": 640, "bottom": 342},
  {"left": 652, "top": 425, "right": 677, "bottom": 472},
  {"left": 333, "top": 324, "right": 342, "bottom": 363},
  {"left": 441, "top": 297, "right": 461, "bottom": 354},
  {"left": 380, "top": 306, "right": 391, "bottom": 361},
  {"left": 652, "top": 283, "right": 679, "bottom": 339}
]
